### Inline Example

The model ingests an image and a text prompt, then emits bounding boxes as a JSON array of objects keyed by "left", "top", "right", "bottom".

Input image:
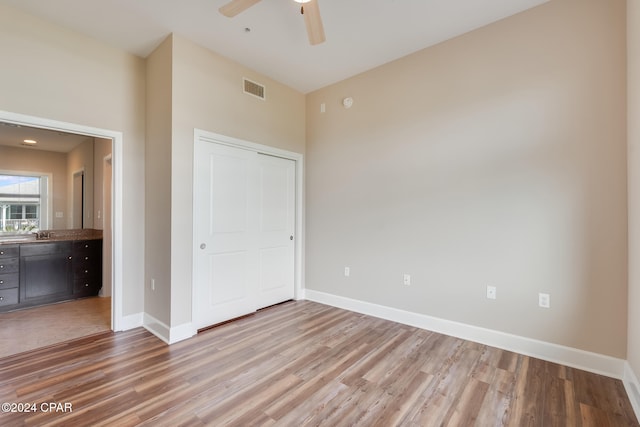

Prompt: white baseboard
[
  {"left": 169, "top": 322, "right": 196, "bottom": 344},
  {"left": 624, "top": 362, "right": 640, "bottom": 421},
  {"left": 143, "top": 313, "right": 194, "bottom": 345},
  {"left": 143, "top": 313, "right": 170, "bottom": 343},
  {"left": 119, "top": 312, "right": 143, "bottom": 331},
  {"left": 305, "top": 289, "right": 626, "bottom": 379}
]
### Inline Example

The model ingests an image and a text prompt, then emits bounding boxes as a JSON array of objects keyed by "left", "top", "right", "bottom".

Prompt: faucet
[{"left": 35, "top": 231, "right": 53, "bottom": 240}]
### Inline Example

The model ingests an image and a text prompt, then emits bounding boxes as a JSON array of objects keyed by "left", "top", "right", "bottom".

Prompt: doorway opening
[
  {"left": 0, "top": 110, "right": 123, "bottom": 357},
  {"left": 72, "top": 170, "right": 85, "bottom": 229}
]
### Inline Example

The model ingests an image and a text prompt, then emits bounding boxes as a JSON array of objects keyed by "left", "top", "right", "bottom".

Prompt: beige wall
[
  {"left": 306, "top": 0, "right": 627, "bottom": 357},
  {"left": 145, "top": 35, "right": 173, "bottom": 325},
  {"left": 167, "top": 35, "right": 306, "bottom": 327},
  {"left": 0, "top": 3, "right": 146, "bottom": 317},
  {"left": 628, "top": 0, "right": 640, "bottom": 376},
  {"left": 0, "top": 146, "right": 67, "bottom": 229}
]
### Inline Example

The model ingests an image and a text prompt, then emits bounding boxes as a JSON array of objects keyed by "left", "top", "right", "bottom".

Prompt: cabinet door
[{"left": 20, "top": 244, "right": 72, "bottom": 304}]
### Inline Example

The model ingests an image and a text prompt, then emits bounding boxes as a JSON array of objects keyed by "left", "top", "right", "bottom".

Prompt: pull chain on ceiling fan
[{"left": 219, "top": 0, "right": 326, "bottom": 45}]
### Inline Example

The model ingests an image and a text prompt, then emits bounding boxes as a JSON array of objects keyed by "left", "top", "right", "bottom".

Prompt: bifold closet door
[{"left": 193, "top": 140, "right": 295, "bottom": 330}]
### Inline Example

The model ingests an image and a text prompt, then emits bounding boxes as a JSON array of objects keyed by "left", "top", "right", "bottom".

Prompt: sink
[{"left": 0, "top": 234, "right": 37, "bottom": 243}]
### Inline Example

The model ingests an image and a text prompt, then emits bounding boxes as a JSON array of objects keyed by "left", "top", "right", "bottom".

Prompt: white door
[
  {"left": 193, "top": 140, "right": 295, "bottom": 330},
  {"left": 256, "top": 154, "right": 295, "bottom": 308}
]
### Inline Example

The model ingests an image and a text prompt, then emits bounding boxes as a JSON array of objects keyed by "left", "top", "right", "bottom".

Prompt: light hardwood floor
[
  {"left": 0, "top": 300, "right": 637, "bottom": 426},
  {"left": 0, "top": 297, "right": 111, "bottom": 358}
]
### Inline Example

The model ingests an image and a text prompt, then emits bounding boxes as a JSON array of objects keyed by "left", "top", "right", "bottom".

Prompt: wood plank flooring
[{"left": 0, "top": 300, "right": 637, "bottom": 426}]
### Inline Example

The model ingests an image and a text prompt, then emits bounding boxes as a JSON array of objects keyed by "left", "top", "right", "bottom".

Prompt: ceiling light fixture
[
  {"left": 293, "top": 0, "right": 312, "bottom": 3},
  {"left": 23, "top": 139, "right": 37, "bottom": 145}
]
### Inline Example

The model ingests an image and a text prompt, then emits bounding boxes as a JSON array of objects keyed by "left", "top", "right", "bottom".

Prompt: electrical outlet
[
  {"left": 344, "top": 267, "right": 350, "bottom": 277},
  {"left": 539, "top": 293, "right": 550, "bottom": 308},
  {"left": 486, "top": 285, "right": 497, "bottom": 300},
  {"left": 403, "top": 274, "right": 411, "bottom": 286}
]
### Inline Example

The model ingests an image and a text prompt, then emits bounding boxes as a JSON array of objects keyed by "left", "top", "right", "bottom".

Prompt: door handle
[
  {"left": 200, "top": 243, "right": 207, "bottom": 250},
  {"left": 290, "top": 235, "right": 293, "bottom": 241}
]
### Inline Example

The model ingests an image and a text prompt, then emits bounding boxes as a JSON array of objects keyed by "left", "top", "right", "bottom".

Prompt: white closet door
[
  {"left": 256, "top": 154, "right": 295, "bottom": 308},
  {"left": 193, "top": 141, "right": 258, "bottom": 329},
  {"left": 193, "top": 140, "right": 295, "bottom": 330}
]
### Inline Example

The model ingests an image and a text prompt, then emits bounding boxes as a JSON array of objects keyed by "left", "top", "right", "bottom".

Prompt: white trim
[
  {"left": 305, "top": 289, "right": 626, "bottom": 379},
  {"left": 120, "top": 312, "right": 144, "bottom": 330},
  {"left": 0, "top": 110, "right": 124, "bottom": 333},
  {"left": 169, "top": 322, "right": 196, "bottom": 344},
  {"left": 192, "top": 129, "right": 305, "bottom": 327},
  {"left": 143, "top": 313, "right": 194, "bottom": 345},
  {"left": 143, "top": 313, "right": 170, "bottom": 344},
  {"left": 624, "top": 362, "right": 640, "bottom": 421},
  {"left": 100, "top": 154, "right": 113, "bottom": 298},
  {"left": 71, "top": 168, "right": 85, "bottom": 229}
]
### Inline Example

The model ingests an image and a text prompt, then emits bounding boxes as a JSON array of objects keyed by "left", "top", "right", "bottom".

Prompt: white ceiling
[
  {"left": 0, "top": 0, "right": 548, "bottom": 94},
  {"left": 0, "top": 123, "right": 91, "bottom": 153}
]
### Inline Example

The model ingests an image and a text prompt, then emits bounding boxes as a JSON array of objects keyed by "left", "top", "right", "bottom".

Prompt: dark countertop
[{"left": 0, "top": 229, "right": 103, "bottom": 245}]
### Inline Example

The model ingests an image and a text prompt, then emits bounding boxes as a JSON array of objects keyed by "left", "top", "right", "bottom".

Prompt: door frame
[
  {"left": 71, "top": 168, "right": 85, "bottom": 229},
  {"left": 192, "top": 129, "right": 305, "bottom": 324},
  {"left": 0, "top": 109, "right": 124, "bottom": 331}
]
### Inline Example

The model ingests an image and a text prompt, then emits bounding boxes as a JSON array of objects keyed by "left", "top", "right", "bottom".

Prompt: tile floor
[{"left": 0, "top": 296, "right": 111, "bottom": 358}]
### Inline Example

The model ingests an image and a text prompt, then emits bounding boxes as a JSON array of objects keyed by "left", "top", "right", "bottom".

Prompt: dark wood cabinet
[
  {"left": 0, "top": 238, "right": 102, "bottom": 312},
  {"left": 72, "top": 239, "right": 102, "bottom": 297},
  {"left": 0, "top": 245, "right": 19, "bottom": 308},
  {"left": 20, "top": 242, "right": 72, "bottom": 306}
]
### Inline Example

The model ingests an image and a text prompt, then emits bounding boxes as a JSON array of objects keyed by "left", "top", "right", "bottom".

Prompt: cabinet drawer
[
  {"left": 0, "top": 274, "right": 19, "bottom": 289},
  {"left": 0, "top": 245, "right": 19, "bottom": 258},
  {"left": 0, "top": 288, "right": 18, "bottom": 306},
  {"left": 73, "top": 279, "right": 101, "bottom": 295},
  {"left": 72, "top": 239, "right": 102, "bottom": 254},
  {"left": 73, "top": 254, "right": 101, "bottom": 269},
  {"left": 21, "top": 242, "right": 71, "bottom": 257},
  {"left": 74, "top": 265, "right": 100, "bottom": 280},
  {"left": 0, "top": 257, "right": 19, "bottom": 274}
]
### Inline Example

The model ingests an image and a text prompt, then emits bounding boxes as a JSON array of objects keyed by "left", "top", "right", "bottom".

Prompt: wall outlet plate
[
  {"left": 539, "top": 293, "right": 550, "bottom": 308},
  {"left": 344, "top": 267, "right": 350, "bottom": 277},
  {"left": 486, "top": 285, "right": 497, "bottom": 300},
  {"left": 403, "top": 274, "right": 411, "bottom": 286}
]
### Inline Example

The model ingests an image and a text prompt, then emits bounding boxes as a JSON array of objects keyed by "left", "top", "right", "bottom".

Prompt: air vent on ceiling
[{"left": 243, "top": 78, "right": 265, "bottom": 100}]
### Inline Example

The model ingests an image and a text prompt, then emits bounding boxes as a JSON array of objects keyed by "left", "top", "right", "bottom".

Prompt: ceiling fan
[{"left": 219, "top": 0, "right": 325, "bottom": 45}]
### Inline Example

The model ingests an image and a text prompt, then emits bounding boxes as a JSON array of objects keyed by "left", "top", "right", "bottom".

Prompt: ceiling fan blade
[
  {"left": 303, "top": 0, "right": 325, "bottom": 45},
  {"left": 219, "top": 0, "right": 262, "bottom": 17}
]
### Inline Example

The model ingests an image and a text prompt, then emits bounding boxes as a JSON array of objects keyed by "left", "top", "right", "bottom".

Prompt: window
[
  {"left": 8, "top": 204, "right": 39, "bottom": 220},
  {"left": 25, "top": 205, "right": 38, "bottom": 219},
  {"left": 0, "top": 174, "right": 48, "bottom": 234},
  {"left": 8, "top": 205, "right": 22, "bottom": 219}
]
